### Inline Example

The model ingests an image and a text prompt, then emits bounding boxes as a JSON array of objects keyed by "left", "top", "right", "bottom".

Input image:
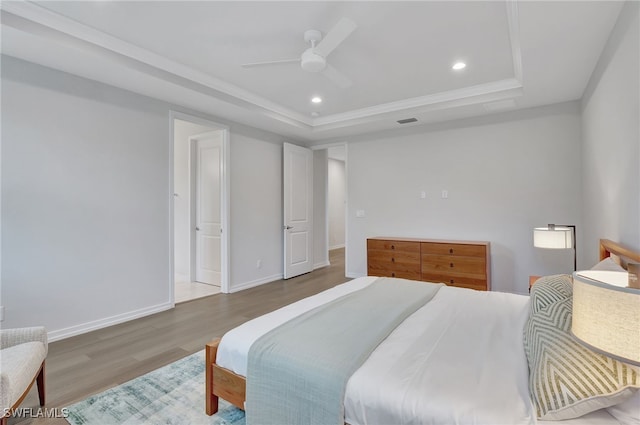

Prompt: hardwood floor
[{"left": 14, "top": 249, "right": 348, "bottom": 424}]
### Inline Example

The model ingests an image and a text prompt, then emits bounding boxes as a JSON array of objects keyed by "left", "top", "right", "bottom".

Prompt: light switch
[
  {"left": 420, "top": 191, "right": 426, "bottom": 199},
  {"left": 441, "top": 190, "right": 448, "bottom": 199},
  {"left": 356, "top": 210, "right": 365, "bottom": 218}
]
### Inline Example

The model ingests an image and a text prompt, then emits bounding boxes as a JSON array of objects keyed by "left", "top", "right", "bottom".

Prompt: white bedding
[{"left": 216, "top": 277, "right": 621, "bottom": 425}]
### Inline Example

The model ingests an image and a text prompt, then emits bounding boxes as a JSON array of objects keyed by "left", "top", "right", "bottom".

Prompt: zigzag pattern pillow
[
  {"left": 524, "top": 276, "right": 639, "bottom": 420},
  {"left": 529, "top": 274, "right": 573, "bottom": 314}
]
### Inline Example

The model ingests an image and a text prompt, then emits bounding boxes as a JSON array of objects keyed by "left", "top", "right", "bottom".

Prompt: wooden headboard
[{"left": 599, "top": 239, "right": 640, "bottom": 269}]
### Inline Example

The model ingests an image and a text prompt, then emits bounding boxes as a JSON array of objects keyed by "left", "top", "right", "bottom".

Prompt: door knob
[
  {"left": 196, "top": 227, "right": 200, "bottom": 231},
  {"left": 284, "top": 225, "right": 293, "bottom": 230}
]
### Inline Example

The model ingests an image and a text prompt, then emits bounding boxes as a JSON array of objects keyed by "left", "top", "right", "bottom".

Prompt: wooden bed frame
[
  {"left": 599, "top": 238, "right": 640, "bottom": 268},
  {"left": 205, "top": 238, "right": 640, "bottom": 416}
]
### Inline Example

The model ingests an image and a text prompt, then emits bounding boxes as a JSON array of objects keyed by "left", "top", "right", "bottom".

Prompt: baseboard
[
  {"left": 47, "top": 302, "right": 174, "bottom": 342},
  {"left": 346, "top": 271, "right": 366, "bottom": 279},
  {"left": 229, "top": 273, "right": 283, "bottom": 293},
  {"left": 329, "top": 244, "right": 345, "bottom": 250},
  {"left": 313, "top": 261, "right": 330, "bottom": 270}
]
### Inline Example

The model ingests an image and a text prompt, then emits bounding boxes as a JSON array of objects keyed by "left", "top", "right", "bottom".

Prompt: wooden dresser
[{"left": 367, "top": 237, "right": 491, "bottom": 291}]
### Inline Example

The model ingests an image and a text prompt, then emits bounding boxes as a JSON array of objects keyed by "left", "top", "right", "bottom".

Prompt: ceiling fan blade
[
  {"left": 322, "top": 64, "right": 352, "bottom": 89},
  {"left": 314, "top": 17, "right": 357, "bottom": 58},
  {"left": 242, "top": 58, "right": 300, "bottom": 68}
]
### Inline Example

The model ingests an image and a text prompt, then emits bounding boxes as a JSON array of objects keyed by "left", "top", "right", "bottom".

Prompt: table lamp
[
  {"left": 533, "top": 224, "right": 576, "bottom": 271},
  {"left": 572, "top": 270, "right": 640, "bottom": 366}
]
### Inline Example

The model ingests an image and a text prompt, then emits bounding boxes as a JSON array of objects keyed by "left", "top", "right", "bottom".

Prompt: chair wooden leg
[
  {"left": 36, "top": 361, "right": 46, "bottom": 406},
  {"left": 1, "top": 415, "right": 8, "bottom": 425}
]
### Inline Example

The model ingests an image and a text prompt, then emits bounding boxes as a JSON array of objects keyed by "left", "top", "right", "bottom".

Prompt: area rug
[{"left": 65, "top": 351, "right": 245, "bottom": 425}]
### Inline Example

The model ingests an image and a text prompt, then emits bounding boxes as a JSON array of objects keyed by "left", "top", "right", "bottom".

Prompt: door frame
[{"left": 169, "top": 111, "right": 231, "bottom": 301}]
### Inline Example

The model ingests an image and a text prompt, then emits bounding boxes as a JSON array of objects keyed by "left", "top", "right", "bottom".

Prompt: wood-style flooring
[{"left": 14, "top": 249, "right": 348, "bottom": 424}]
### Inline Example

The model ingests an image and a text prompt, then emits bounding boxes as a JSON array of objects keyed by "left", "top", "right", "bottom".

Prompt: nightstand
[{"left": 529, "top": 275, "right": 542, "bottom": 291}]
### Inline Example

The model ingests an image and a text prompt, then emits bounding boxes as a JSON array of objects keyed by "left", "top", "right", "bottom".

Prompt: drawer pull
[
  {"left": 450, "top": 263, "right": 454, "bottom": 268},
  {"left": 391, "top": 272, "right": 396, "bottom": 277},
  {"left": 391, "top": 258, "right": 395, "bottom": 263},
  {"left": 449, "top": 248, "right": 454, "bottom": 254},
  {"left": 450, "top": 279, "right": 454, "bottom": 284},
  {"left": 391, "top": 245, "right": 395, "bottom": 250}
]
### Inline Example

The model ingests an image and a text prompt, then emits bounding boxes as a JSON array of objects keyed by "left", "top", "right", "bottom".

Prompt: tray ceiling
[{"left": 0, "top": 1, "right": 624, "bottom": 143}]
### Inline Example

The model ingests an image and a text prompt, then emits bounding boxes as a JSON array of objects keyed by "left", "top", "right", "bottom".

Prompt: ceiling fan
[{"left": 241, "top": 17, "right": 357, "bottom": 89}]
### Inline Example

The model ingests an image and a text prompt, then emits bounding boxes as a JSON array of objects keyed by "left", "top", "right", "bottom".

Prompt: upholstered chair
[{"left": 0, "top": 327, "right": 48, "bottom": 425}]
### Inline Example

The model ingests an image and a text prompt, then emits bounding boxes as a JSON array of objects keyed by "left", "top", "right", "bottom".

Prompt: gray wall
[
  {"left": 1, "top": 56, "right": 293, "bottom": 338},
  {"left": 2, "top": 57, "right": 171, "bottom": 338},
  {"left": 346, "top": 103, "right": 583, "bottom": 294},
  {"left": 581, "top": 1, "right": 640, "bottom": 264}
]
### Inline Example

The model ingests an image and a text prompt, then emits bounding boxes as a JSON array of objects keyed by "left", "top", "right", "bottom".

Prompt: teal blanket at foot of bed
[{"left": 246, "top": 277, "right": 443, "bottom": 425}]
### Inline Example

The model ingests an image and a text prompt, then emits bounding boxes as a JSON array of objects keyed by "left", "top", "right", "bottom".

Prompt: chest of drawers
[{"left": 367, "top": 237, "right": 491, "bottom": 290}]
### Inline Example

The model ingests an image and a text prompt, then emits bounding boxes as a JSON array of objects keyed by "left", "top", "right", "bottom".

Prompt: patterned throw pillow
[
  {"left": 523, "top": 277, "right": 639, "bottom": 420},
  {"left": 529, "top": 274, "right": 573, "bottom": 314}
]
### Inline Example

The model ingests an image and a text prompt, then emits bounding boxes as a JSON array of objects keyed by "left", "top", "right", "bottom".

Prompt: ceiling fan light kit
[{"left": 301, "top": 48, "right": 326, "bottom": 72}]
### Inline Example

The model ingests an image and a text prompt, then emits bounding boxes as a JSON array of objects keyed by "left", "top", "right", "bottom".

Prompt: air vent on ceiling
[{"left": 397, "top": 118, "right": 418, "bottom": 124}]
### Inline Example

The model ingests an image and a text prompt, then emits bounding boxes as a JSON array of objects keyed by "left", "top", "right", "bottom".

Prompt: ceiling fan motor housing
[{"left": 301, "top": 48, "right": 326, "bottom": 72}]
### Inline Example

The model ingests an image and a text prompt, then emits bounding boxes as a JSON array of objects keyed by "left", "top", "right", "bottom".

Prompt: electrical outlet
[
  {"left": 256, "top": 259, "right": 262, "bottom": 269},
  {"left": 420, "top": 191, "right": 426, "bottom": 199},
  {"left": 441, "top": 190, "right": 448, "bottom": 199}
]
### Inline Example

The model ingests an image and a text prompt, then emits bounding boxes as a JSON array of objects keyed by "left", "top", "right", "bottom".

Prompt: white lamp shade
[
  {"left": 533, "top": 226, "right": 573, "bottom": 249},
  {"left": 572, "top": 270, "right": 640, "bottom": 366}
]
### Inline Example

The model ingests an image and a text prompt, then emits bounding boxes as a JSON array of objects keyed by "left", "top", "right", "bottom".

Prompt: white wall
[
  {"left": 328, "top": 159, "right": 346, "bottom": 249},
  {"left": 2, "top": 57, "right": 172, "bottom": 338},
  {"left": 346, "top": 103, "right": 583, "bottom": 294},
  {"left": 581, "top": 1, "right": 639, "bottom": 265},
  {"left": 313, "top": 150, "right": 329, "bottom": 269},
  {"left": 227, "top": 132, "right": 284, "bottom": 291},
  {"left": 173, "top": 120, "right": 219, "bottom": 279},
  {"left": 1, "top": 56, "right": 294, "bottom": 337}
]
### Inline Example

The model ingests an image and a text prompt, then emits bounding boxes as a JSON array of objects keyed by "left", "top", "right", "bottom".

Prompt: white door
[
  {"left": 195, "top": 134, "right": 222, "bottom": 285},
  {"left": 283, "top": 143, "right": 313, "bottom": 279}
]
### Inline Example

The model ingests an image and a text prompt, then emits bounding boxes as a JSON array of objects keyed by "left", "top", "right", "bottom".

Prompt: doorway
[
  {"left": 171, "top": 113, "right": 230, "bottom": 303},
  {"left": 327, "top": 145, "right": 347, "bottom": 268}
]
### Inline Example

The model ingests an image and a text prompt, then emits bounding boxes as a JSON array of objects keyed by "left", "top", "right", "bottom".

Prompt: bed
[{"left": 205, "top": 239, "right": 640, "bottom": 424}]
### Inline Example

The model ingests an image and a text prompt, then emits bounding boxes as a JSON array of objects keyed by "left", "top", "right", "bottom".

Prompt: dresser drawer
[
  {"left": 421, "top": 273, "right": 488, "bottom": 291},
  {"left": 367, "top": 239, "right": 420, "bottom": 253},
  {"left": 421, "top": 242, "right": 486, "bottom": 257},
  {"left": 368, "top": 250, "right": 421, "bottom": 278},
  {"left": 421, "top": 254, "right": 486, "bottom": 277},
  {"left": 368, "top": 250, "right": 420, "bottom": 266},
  {"left": 369, "top": 268, "right": 422, "bottom": 280}
]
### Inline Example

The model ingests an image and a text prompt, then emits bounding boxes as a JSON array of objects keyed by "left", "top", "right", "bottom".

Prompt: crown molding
[
  {"left": 2, "top": 0, "right": 524, "bottom": 134},
  {"left": 506, "top": 0, "right": 524, "bottom": 83},
  {"left": 1, "top": 1, "right": 313, "bottom": 128}
]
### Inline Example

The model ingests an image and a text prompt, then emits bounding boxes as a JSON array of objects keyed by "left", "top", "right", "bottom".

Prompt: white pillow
[
  {"left": 591, "top": 257, "right": 626, "bottom": 272},
  {"left": 606, "top": 389, "right": 640, "bottom": 425}
]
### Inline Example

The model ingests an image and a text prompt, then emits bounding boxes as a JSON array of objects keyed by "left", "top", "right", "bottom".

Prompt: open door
[{"left": 283, "top": 143, "right": 313, "bottom": 279}]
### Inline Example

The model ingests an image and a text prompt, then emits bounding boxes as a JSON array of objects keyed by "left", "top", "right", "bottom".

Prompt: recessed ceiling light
[
  {"left": 311, "top": 96, "right": 322, "bottom": 104},
  {"left": 452, "top": 62, "right": 466, "bottom": 71}
]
